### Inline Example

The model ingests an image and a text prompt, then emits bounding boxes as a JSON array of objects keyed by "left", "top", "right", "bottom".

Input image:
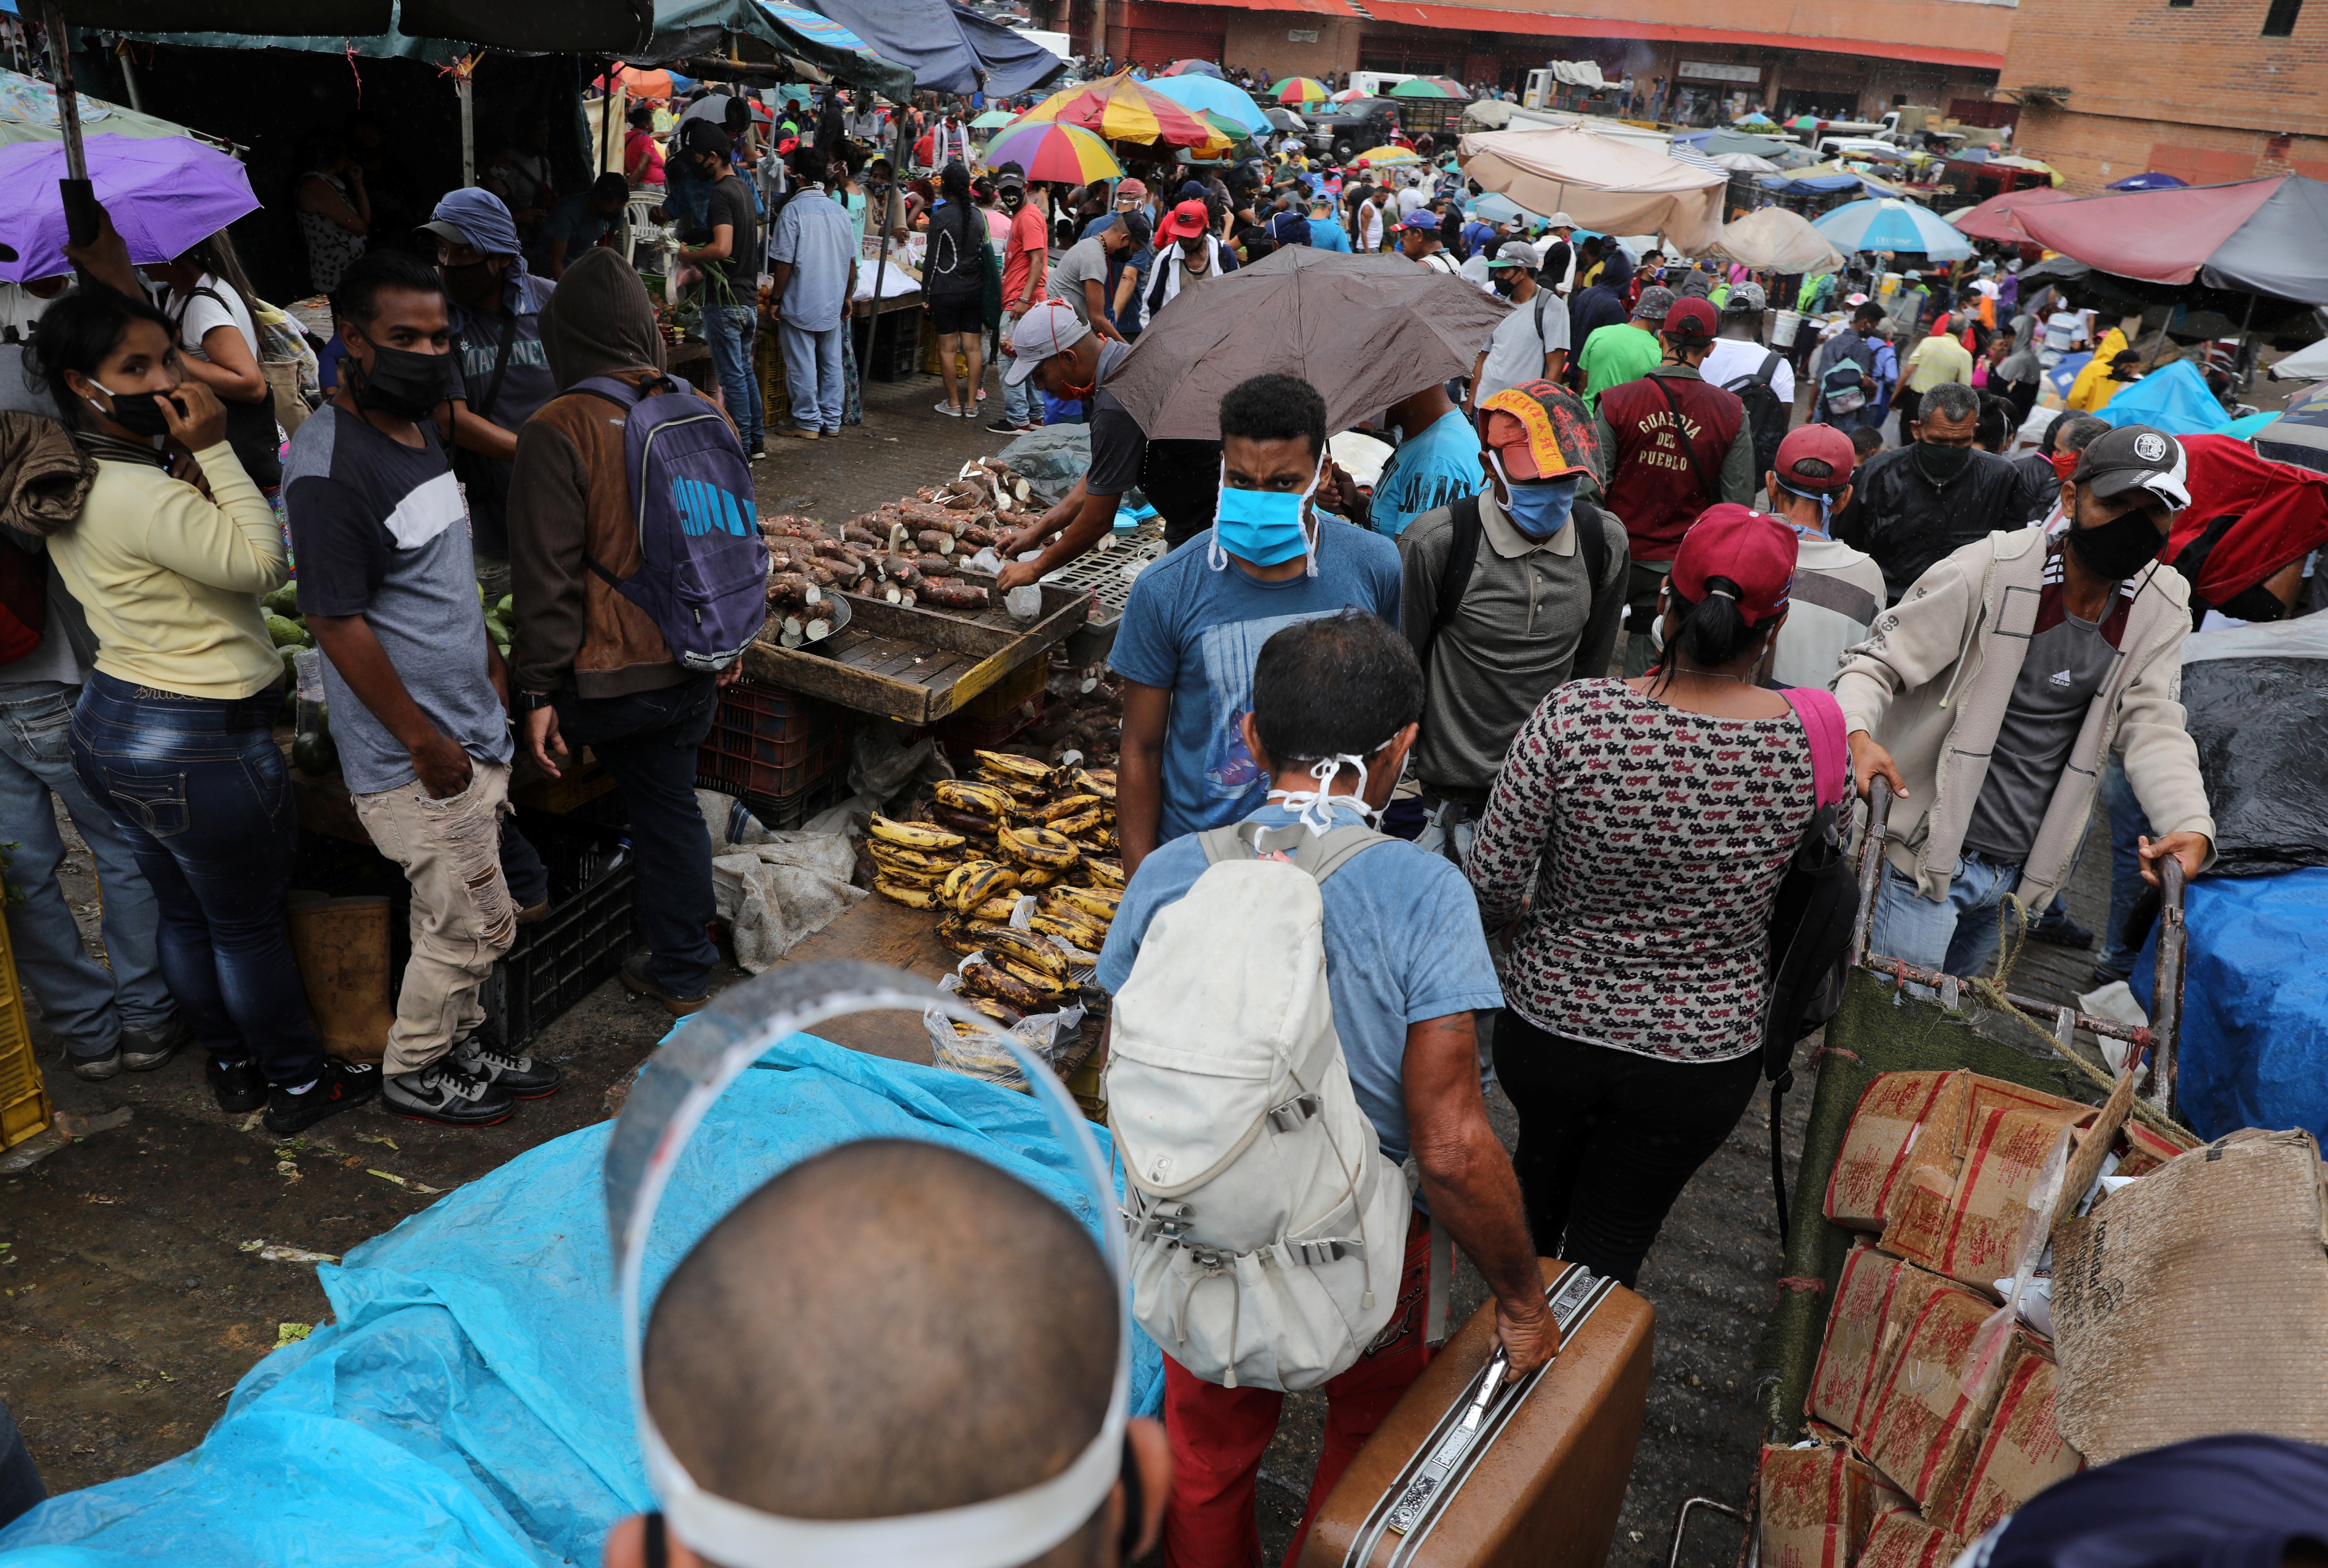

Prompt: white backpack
[{"left": 1105, "top": 822, "right": 1420, "bottom": 1392}]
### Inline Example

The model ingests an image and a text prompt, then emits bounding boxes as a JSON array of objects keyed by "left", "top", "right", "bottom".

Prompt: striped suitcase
[{"left": 1298, "top": 1260, "right": 1654, "bottom": 1568}]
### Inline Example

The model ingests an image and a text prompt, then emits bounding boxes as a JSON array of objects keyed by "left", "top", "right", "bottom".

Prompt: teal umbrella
[{"left": 1148, "top": 73, "right": 1270, "bottom": 136}]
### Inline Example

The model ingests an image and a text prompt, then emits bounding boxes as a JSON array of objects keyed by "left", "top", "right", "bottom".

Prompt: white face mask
[{"left": 1266, "top": 748, "right": 1401, "bottom": 835}]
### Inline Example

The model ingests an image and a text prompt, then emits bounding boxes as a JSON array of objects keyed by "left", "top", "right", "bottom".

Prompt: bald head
[{"left": 644, "top": 1140, "right": 1119, "bottom": 1562}]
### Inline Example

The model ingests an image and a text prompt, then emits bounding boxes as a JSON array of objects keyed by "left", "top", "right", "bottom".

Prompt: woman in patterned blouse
[{"left": 1464, "top": 505, "right": 1823, "bottom": 1289}]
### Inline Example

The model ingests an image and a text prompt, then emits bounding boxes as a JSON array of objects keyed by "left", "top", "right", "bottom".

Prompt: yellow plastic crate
[{"left": 0, "top": 918, "right": 51, "bottom": 1150}]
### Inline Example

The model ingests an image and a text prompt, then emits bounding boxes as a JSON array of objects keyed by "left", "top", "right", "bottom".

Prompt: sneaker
[
  {"left": 788, "top": 427, "right": 819, "bottom": 441},
  {"left": 748, "top": 443, "right": 769, "bottom": 461},
  {"left": 67, "top": 1044, "right": 121, "bottom": 1081},
  {"left": 619, "top": 952, "right": 710, "bottom": 1017},
  {"left": 986, "top": 418, "right": 1034, "bottom": 435},
  {"left": 381, "top": 1059, "right": 515, "bottom": 1127},
  {"left": 2029, "top": 914, "right": 2096, "bottom": 950},
  {"left": 263, "top": 1060, "right": 380, "bottom": 1135},
  {"left": 935, "top": 401, "right": 963, "bottom": 418},
  {"left": 450, "top": 1035, "right": 563, "bottom": 1099},
  {"left": 205, "top": 1054, "right": 268, "bottom": 1114},
  {"left": 821, "top": 427, "right": 840, "bottom": 437},
  {"left": 119, "top": 1014, "right": 190, "bottom": 1071}
]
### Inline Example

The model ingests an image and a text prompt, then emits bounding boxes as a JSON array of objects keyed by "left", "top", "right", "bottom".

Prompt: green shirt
[{"left": 1576, "top": 322, "right": 1663, "bottom": 412}]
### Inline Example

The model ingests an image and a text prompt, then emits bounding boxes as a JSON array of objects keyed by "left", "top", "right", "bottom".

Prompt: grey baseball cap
[{"left": 1633, "top": 285, "right": 1677, "bottom": 322}]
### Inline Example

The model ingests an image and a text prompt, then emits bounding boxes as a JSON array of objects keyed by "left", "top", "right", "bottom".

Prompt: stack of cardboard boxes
[{"left": 1759, "top": 1069, "right": 2189, "bottom": 1566}]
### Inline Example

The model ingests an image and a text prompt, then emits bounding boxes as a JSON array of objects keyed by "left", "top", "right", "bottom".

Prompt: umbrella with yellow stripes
[{"left": 1020, "top": 71, "right": 1233, "bottom": 157}]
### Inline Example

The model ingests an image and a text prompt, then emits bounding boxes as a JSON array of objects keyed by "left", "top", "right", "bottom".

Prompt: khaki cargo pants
[{"left": 352, "top": 761, "right": 519, "bottom": 1075}]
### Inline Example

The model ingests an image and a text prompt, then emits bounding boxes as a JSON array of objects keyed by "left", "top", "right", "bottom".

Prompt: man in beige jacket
[{"left": 1838, "top": 425, "right": 2215, "bottom": 980}]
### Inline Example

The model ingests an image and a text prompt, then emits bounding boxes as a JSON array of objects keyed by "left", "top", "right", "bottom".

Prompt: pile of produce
[
  {"left": 863, "top": 749, "right": 1123, "bottom": 1029},
  {"left": 262, "top": 584, "right": 513, "bottom": 775}
]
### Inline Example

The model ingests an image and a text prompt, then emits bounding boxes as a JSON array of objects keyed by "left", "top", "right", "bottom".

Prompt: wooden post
[{"left": 458, "top": 71, "right": 475, "bottom": 188}]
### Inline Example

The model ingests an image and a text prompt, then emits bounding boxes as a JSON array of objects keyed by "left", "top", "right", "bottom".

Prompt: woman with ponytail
[
  {"left": 922, "top": 160, "right": 987, "bottom": 420},
  {"left": 1464, "top": 503, "right": 1838, "bottom": 1289}
]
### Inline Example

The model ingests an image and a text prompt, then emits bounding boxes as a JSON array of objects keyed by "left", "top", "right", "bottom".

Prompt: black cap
[
  {"left": 2070, "top": 424, "right": 2191, "bottom": 509},
  {"left": 678, "top": 119, "right": 732, "bottom": 158}
]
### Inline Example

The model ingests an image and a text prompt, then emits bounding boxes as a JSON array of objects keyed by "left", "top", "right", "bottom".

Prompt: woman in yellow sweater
[{"left": 29, "top": 287, "right": 373, "bottom": 1135}]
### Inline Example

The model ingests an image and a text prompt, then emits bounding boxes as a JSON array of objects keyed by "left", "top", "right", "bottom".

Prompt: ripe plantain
[
  {"left": 961, "top": 960, "right": 1047, "bottom": 1013},
  {"left": 868, "top": 813, "right": 966, "bottom": 852},
  {"left": 873, "top": 878, "right": 941, "bottom": 909},
  {"left": 963, "top": 994, "right": 1024, "bottom": 1028},
  {"left": 935, "top": 778, "right": 1019, "bottom": 819},
  {"left": 934, "top": 914, "right": 984, "bottom": 956},
  {"left": 980, "top": 925, "right": 1073, "bottom": 984},
  {"left": 871, "top": 858, "right": 950, "bottom": 890},
  {"left": 1047, "top": 805, "right": 1105, "bottom": 838},
  {"left": 973, "top": 749, "right": 1055, "bottom": 786},
  {"left": 998, "top": 823, "right": 1081, "bottom": 870},
  {"left": 1028, "top": 907, "right": 1108, "bottom": 953},
  {"left": 1013, "top": 866, "right": 1061, "bottom": 890},
  {"left": 1046, "top": 884, "right": 1122, "bottom": 924},
  {"left": 1028, "top": 793, "right": 1102, "bottom": 825},
  {"left": 996, "top": 955, "right": 1074, "bottom": 1000},
  {"left": 1070, "top": 824, "right": 1118, "bottom": 853},
  {"left": 980, "top": 773, "right": 1053, "bottom": 809},
  {"left": 968, "top": 895, "right": 1021, "bottom": 923},
  {"left": 928, "top": 803, "right": 1001, "bottom": 839},
  {"left": 868, "top": 843, "right": 957, "bottom": 877},
  {"left": 949, "top": 861, "right": 1020, "bottom": 914},
  {"left": 1083, "top": 857, "right": 1126, "bottom": 890},
  {"left": 1070, "top": 767, "right": 1117, "bottom": 802}
]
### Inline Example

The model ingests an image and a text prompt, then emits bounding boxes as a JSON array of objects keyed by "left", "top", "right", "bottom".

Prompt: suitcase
[{"left": 1298, "top": 1259, "right": 1654, "bottom": 1568}]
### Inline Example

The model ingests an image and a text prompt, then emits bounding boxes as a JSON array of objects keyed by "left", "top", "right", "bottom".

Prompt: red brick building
[
  {"left": 1037, "top": 0, "right": 2008, "bottom": 124},
  {"left": 1998, "top": 0, "right": 2327, "bottom": 191}
]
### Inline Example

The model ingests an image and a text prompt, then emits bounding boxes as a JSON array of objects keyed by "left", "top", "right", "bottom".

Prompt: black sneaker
[
  {"left": 986, "top": 417, "right": 1033, "bottom": 435},
  {"left": 2029, "top": 914, "right": 2096, "bottom": 950},
  {"left": 206, "top": 1054, "right": 268, "bottom": 1114},
  {"left": 450, "top": 1035, "right": 563, "bottom": 1099},
  {"left": 119, "top": 1014, "right": 190, "bottom": 1071},
  {"left": 262, "top": 1060, "right": 380, "bottom": 1135},
  {"left": 382, "top": 1059, "right": 515, "bottom": 1127},
  {"left": 67, "top": 1044, "right": 121, "bottom": 1081},
  {"left": 619, "top": 952, "right": 709, "bottom": 1017}
]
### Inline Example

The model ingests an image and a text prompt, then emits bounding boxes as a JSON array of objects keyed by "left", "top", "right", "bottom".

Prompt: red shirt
[
  {"left": 1002, "top": 203, "right": 1049, "bottom": 311},
  {"left": 1597, "top": 370, "right": 1746, "bottom": 562}
]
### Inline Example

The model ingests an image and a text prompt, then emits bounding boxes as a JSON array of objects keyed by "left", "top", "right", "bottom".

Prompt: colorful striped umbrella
[
  {"left": 1387, "top": 79, "right": 1458, "bottom": 99},
  {"left": 970, "top": 109, "right": 1017, "bottom": 129},
  {"left": 1350, "top": 144, "right": 1421, "bottom": 165},
  {"left": 1160, "top": 59, "right": 1223, "bottom": 78},
  {"left": 1147, "top": 73, "right": 1271, "bottom": 135},
  {"left": 1423, "top": 77, "right": 1469, "bottom": 96},
  {"left": 1329, "top": 87, "right": 1367, "bottom": 104},
  {"left": 1271, "top": 76, "right": 1329, "bottom": 104},
  {"left": 1021, "top": 71, "right": 1232, "bottom": 154},
  {"left": 978, "top": 121, "right": 1123, "bottom": 184}
]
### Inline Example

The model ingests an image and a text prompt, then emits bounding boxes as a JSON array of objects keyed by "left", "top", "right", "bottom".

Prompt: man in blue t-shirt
[
  {"left": 1111, "top": 374, "right": 1401, "bottom": 873},
  {"left": 1097, "top": 610, "right": 1554, "bottom": 1565},
  {"left": 1368, "top": 379, "right": 1484, "bottom": 539}
]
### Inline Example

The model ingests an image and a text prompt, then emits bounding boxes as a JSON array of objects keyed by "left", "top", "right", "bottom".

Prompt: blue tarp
[
  {"left": 805, "top": 0, "right": 1064, "bottom": 97},
  {"left": 2134, "top": 868, "right": 2328, "bottom": 1144},
  {"left": 2097, "top": 358, "right": 2237, "bottom": 436},
  {"left": 0, "top": 1032, "right": 1162, "bottom": 1568}
]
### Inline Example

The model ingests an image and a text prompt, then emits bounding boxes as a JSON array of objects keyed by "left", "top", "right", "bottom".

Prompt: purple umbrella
[{"left": 0, "top": 132, "right": 259, "bottom": 284}]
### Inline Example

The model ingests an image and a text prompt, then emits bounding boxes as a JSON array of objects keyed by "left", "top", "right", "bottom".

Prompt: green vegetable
[
  {"left": 266, "top": 614, "right": 307, "bottom": 648},
  {"left": 291, "top": 729, "right": 339, "bottom": 775},
  {"left": 494, "top": 595, "right": 514, "bottom": 617},
  {"left": 263, "top": 585, "right": 301, "bottom": 618}
]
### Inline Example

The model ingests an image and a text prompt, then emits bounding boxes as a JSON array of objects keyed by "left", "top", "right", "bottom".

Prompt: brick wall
[
  {"left": 2015, "top": 98, "right": 2328, "bottom": 191},
  {"left": 2000, "top": 0, "right": 2327, "bottom": 139}
]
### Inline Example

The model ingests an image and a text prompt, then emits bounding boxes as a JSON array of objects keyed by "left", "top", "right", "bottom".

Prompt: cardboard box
[
  {"left": 1947, "top": 1346, "right": 2084, "bottom": 1539},
  {"left": 2052, "top": 1128, "right": 2328, "bottom": 1464},
  {"left": 2112, "top": 1119, "right": 2191, "bottom": 1178},
  {"left": 1858, "top": 1286, "right": 2034, "bottom": 1520},
  {"left": 1882, "top": 1108, "right": 2083, "bottom": 1295},
  {"left": 1757, "top": 1439, "right": 1874, "bottom": 1568},
  {"left": 1826, "top": 1071, "right": 1962, "bottom": 1231},
  {"left": 1858, "top": 1509, "right": 1960, "bottom": 1568},
  {"left": 1805, "top": 1247, "right": 1959, "bottom": 1437}
]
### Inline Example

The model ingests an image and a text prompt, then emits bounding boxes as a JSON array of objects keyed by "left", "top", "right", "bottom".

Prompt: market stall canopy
[
  {"left": 2011, "top": 176, "right": 2328, "bottom": 304},
  {"left": 2253, "top": 382, "right": 2328, "bottom": 474},
  {"left": 0, "top": 66, "right": 224, "bottom": 150},
  {"left": 2271, "top": 341, "right": 2328, "bottom": 383},
  {"left": 805, "top": 0, "right": 1064, "bottom": 97},
  {"left": 0, "top": 131, "right": 257, "bottom": 282},
  {"left": 1708, "top": 152, "right": 1780, "bottom": 175},
  {"left": 1147, "top": 74, "right": 1270, "bottom": 136},
  {"left": 1710, "top": 206, "right": 1846, "bottom": 275},
  {"left": 1948, "top": 186, "right": 2073, "bottom": 245},
  {"left": 1543, "top": 60, "right": 1605, "bottom": 88},
  {"left": 1102, "top": 247, "right": 1509, "bottom": 442},
  {"left": 1458, "top": 124, "right": 1724, "bottom": 250},
  {"left": 1811, "top": 197, "right": 1970, "bottom": 260},
  {"left": 69, "top": 0, "right": 658, "bottom": 52}
]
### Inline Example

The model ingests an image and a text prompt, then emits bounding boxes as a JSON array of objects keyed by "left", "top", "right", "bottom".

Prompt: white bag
[{"left": 1105, "top": 822, "right": 1414, "bottom": 1392}]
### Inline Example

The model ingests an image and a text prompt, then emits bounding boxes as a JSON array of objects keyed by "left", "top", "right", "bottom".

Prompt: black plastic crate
[
  {"left": 694, "top": 766, "right": 853, "bottom": 834},
  {"left": 291, "top": 806, "right": 636, "bottom": 1056}
]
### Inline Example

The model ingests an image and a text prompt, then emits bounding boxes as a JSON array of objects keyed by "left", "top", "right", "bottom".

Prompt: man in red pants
[{"left": 1095, "top": 610, "right": 1559, "bottom": 1567}]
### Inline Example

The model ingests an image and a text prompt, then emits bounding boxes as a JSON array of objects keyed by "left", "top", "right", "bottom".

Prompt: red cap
[
  {"left": 1771, "top": 423, "right": 1859, "bottom": 493},
  {"left": 1662, "top": 296, "right": 1718, "bottom": 341},
  {"left": 1156, "top": 199, "right": 1211, "bottom": 241},
  {"left": 1669, "top": 504, "right": 1798, "bottom": 625}
]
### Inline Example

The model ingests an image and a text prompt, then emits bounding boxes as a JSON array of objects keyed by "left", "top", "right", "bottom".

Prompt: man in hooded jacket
[{"left": 504, "top": 249, "right": 727, "bottom": 1019}]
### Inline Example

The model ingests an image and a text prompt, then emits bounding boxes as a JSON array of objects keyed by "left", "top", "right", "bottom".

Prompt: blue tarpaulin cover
[
  {"left": 2134, "top": 868, "right": 2328, "bottom": 1145},
  {"left": 2096, "top": 358, "right": 2238, "bottom": 437},
  {"left": 0, "top": 1032, "right": 1163, "bottom": 1567}
]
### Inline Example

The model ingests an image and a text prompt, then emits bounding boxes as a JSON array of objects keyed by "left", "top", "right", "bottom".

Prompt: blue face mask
[
  {"left": 1490, "top": 453, "right": 1580, "bottom": 541},
  {"left": 1210, "top": 457, "right": 1324, "bottom": 572}
]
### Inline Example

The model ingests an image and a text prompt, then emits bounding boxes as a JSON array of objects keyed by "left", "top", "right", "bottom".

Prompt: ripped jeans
[{"left": 352, "top": 761, "right": 519, "bottom": 1075}]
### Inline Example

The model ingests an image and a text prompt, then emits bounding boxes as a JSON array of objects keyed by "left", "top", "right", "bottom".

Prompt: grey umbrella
[{"left": 1102, "top": 247, "right": 1510, "bottom": 442}]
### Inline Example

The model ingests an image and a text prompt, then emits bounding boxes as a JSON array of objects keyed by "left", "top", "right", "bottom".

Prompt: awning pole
[
  {"left": 599, "top": 63, "right": 616, "bottom": 175},
  {"left": 859, "top": 106, "right": 907, "bottom": 409},
  {"left": 459, "top": 72, "right": 475, "bottom": 188},
  {"left": 39, "top": 0, "right": 96, "bottom": 272},
  {"left": 2235, "top": 289, "right": 2258, "bottom": 394}
]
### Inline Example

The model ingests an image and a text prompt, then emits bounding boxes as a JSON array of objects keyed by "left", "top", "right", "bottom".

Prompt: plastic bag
[
  {"left": 923, "top": 953, "right": 1088, "bottom": 1091},
  {"left": 997, "top": 424, "right": 1092, "bottom": 506},
  {"left": 1959, "top": 1119, "right": 2074, "bottom": 1408},
  {"left": 2180, "top": 654, "right": 2328, "bottom": 877}
]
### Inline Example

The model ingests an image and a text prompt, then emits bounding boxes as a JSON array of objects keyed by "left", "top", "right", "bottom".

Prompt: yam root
[
  {"left": 919, "top": 580, "right": 991, "bottom": 610},
  {"left": 915, "top": 530, "right": 956, "bottom": 556},
  {"left": 766, "top": 572, "right": 821, "bottom": 605}
]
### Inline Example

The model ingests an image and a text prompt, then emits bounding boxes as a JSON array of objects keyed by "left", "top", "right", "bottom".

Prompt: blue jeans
[
  {"left": 550, "top": 676, "right": 719, "bottom": 999},
  {"left": 2095, "top": 753, "right": 2154, "bottom": 982},
  {"left": 1002, "top": 362, "right": 1039, "bottom": 429},
  {"left": 69, "top": 671, "right": 324, "bottom": 1086},
  {"left": 705, "top": 303, "right": 765, "bottom": 450},
  {"left": 1869, "top": 852, "right": 2025, "bottom": 981},
  {"left": 0, "top": 682, "right": 173, "bottom": 1058},
  {"left": 777, "top": 319, "right": 842, "bottom": 434}
]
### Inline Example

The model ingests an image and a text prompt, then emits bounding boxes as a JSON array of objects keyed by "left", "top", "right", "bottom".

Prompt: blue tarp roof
[{"left": 802, "top": 0, "right": 1064, "bottom": 95}]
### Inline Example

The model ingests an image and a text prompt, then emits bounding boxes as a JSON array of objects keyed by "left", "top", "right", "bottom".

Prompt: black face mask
[
  {"left": 2067, "top": 496, "right": 2169, "bottom": 582},
  {"left": 87, "top": 380, "right": 173, "bottom": 440},
  {"left": 348, "top": 338, "right": 453, "bottom": 420},
  {"left": 1913, "top": 439, "right": 1973, "bottom": 485},
  {"left": 441, "top": 259, "right": 499, "bottom": 306}
]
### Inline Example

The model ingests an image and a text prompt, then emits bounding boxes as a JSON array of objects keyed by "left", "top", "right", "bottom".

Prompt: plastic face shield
[{"left": 602, "top": 960, "right": 1131, "bottom": 1568}]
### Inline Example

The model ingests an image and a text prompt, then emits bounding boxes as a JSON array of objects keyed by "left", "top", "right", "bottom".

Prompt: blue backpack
[{"left": 573, "top": 373, "right": 769, "bottom": 673}]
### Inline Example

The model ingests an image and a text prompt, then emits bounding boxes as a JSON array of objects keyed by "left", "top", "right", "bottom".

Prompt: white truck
[{"left": 1348, "top": 70, "right": 1414, "bottom": 98}]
